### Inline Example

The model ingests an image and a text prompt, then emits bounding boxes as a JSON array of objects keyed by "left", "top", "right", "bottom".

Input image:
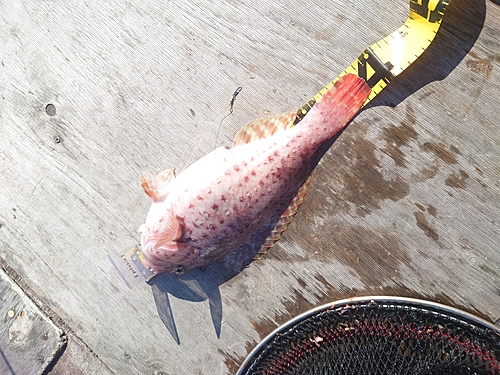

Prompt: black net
[{"left": 240, "top": 300, "right": 500, "bottom": 375}]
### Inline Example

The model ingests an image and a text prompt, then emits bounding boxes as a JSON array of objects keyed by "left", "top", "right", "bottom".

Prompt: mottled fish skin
[{"left": 140, "top": 74, "right": 371, "bottom": 274}]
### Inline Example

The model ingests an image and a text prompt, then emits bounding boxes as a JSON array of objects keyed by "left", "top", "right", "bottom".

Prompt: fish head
[{"left": 140, "top": 201, "right": 199, "bottom": 273}]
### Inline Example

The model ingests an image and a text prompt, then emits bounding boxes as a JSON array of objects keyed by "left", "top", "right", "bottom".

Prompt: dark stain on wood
[
  {"left": 302, "top": 224, "right": 414, "bottom": 288},
  {"left": 249, "top": 290, "right": 310, "bottom": 338},
  {"left": 430, "top": 292, "right": 492, "bottom": 322},
  {"left": 414, "top": 211, "right": 439, "bottom": 241},
  {"left": 326, "top": 132, "right": 410, "bottom": 217},
  {"left": 334, "top": 226, "right": 411, "bottom": 284},
  {"left": 380, "top": 104, "right": 419, "bottom": 167},
  {"left": 251, "top": 315, "right": 277, "bottom": 341},
  {"left": 427, "top": 204, "right": 438, "bottom": 217},
  {"left": 449, "top": 145, "right": 462, "bottom": 155},
  {"left": 477, "top": 179, "right": 488, "bottom": 188},
  {"left": 445, "top": 169, "right": 470, "bottom": 189},
  {"left": 415, "top": 203, "right": 438, "bottom": 218},
  {"left": 415, "top": 203, "right": 425, "bottom": 211},
  {"left": 296, "top": 277, "right": 307, "bottom": 289},
  {"left": 418, "top": 89, "right": 436, "bottom": 101},
  {"left": 218, "top": 340, "right": 257, "bottom": 375},
  {"left": 281, "top": 287, "right": 318, "bottom": 319},
  {"left": 480, "top": 263, "right": 500, "bottom": 278},
  {"left": 313, "top": 274, "right": 334, "bottom": 295},
  {"left": 420, "top": 141, "right": 459, "bottom": 164},
  {"left": 466, "top": 52, "right": 493, "bottom": 78},
  {"left": 413, "top": 165, "right": 439, "bottom": 182}
]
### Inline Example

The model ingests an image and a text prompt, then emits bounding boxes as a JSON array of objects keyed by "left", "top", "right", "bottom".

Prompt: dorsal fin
[
  {"left": 232, "top": 110, "right": 297, "bottom": 146},
  {"left": 140, "top": 168, "right": 176, "bottom": 201}
]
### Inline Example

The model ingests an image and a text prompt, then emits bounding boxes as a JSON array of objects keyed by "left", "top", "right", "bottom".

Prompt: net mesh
[{"left": 240, "top": 301, "right": 500, "bottom": 375}]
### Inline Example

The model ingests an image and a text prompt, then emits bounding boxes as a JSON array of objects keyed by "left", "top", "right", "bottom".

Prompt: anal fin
[
  {"left": 255, "top": 174, "right": 312, "bottom": 258},
  {"left": 223, "top": 175, "right": 312, "bottom": 271}
]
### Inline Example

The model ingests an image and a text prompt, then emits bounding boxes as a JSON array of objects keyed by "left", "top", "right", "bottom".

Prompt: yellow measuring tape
[
  {"left": 294, "top": 0, "right": 450, "bottom": 124},
  {"left": 251, "top": 0, "right": 453, "bottom": 265}
]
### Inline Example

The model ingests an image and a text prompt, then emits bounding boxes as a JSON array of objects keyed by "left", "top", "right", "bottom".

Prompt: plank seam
[{"left": 0, "top": 256, "right": 116, "bottom": 375}]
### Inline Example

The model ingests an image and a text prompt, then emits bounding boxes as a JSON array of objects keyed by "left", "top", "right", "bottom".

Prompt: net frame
[{"left": 237, "top": 296, "right": 500, "bottom": 375}]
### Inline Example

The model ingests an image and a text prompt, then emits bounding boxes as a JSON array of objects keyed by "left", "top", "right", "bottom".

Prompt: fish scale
[{"left": 140, "top": 74, "right": 371, "bottom": 274}]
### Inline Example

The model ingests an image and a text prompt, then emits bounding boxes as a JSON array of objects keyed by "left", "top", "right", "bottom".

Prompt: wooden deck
[{"left": 1, "top": 0, "right": 499, "bottom": 373}]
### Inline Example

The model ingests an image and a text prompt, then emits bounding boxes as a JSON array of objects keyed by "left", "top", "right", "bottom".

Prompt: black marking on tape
[
  {"left": 294, "top": 99, "right": 316, "bottom": 124},
  {"left": 357, "top": 48, "right": 395, "bottom": 88},
  {"left": 410, "top": 0, "right": 448, "bottom": 23}
]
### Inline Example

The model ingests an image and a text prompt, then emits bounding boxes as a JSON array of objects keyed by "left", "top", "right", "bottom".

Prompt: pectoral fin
[
  {"left": 141, "top": 168, "right": 176, "bottom": 201},
  {"left": 154, "top": 207, "right": 184, "bottom": 248}
]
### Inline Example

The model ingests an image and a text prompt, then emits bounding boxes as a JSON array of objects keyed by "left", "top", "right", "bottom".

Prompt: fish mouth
[{"left": 140, "top": 239, "right": 200, "bottom": 274}]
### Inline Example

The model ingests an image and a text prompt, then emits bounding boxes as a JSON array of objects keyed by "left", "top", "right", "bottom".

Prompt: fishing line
[
  {"left": 182, "top": 87, "right": 243, "bottom": 173},
  {"left": 214, "top": 86, "right": 243, "bottom": 149},
  {"left": 180, "top": 136, "right": 204, "bottom": 173}
]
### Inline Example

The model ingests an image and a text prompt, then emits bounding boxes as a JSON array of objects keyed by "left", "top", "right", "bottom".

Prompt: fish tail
[{"left": 317, "top": 73, "right": 371, "bottom": 125}]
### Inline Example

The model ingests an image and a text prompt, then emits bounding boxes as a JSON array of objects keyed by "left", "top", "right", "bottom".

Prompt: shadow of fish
[
  {"left": 150, "top": 261, "right": 238, "bottom": 344},
  {"left": 140, "top": 74, "right": 371, "bottom": 274}
]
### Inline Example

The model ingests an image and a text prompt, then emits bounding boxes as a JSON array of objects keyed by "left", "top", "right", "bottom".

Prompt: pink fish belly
[{"left": 174, "top": 135, "right": 314, "bottom": 261}]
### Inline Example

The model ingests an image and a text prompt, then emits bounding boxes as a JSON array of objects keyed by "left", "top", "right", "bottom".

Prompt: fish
[{"left": 139, "top": 74, "right": 370, "bottom": 274}]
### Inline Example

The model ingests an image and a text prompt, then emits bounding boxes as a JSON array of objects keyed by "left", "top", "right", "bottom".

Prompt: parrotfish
[{"left": 140, "top": 74, "right": 370, "bottom": 274}]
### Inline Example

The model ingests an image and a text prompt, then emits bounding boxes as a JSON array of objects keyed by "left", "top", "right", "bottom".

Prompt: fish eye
[{"left": 175, "top": 267, "right": 185, "bottom": 275}]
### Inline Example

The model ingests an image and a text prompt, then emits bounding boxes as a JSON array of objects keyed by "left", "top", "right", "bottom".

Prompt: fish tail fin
[{"left": 317, "top": 73, "right": 371, "bottom": 125}]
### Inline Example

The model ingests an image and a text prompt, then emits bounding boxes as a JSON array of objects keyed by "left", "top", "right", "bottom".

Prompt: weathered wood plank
[
  {"left": 0, "top": 258, "right": 115, "bottom": 375},
  {"left": 0, "top": 0, "right": 499, "bottom": 374},
  {"left": 0, "top": 268, "right": 65, "bottom": 374},
  {"left": 46, "top": 331, "right": 116, "bottom": 375}
]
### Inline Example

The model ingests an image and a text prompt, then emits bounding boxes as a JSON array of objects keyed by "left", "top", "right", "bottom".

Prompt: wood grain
[{"left": 0, "top": 0, "right": 499, "bottom": 374}]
